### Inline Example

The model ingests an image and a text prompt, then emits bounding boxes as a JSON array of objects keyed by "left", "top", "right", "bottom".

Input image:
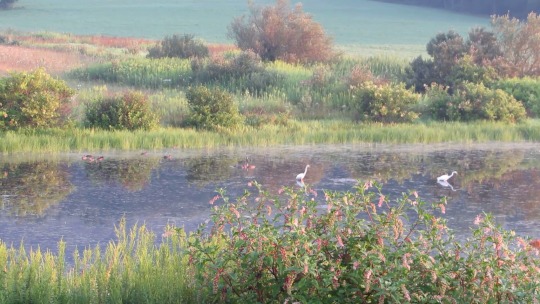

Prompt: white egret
[
  {"left": 296, "top": 165, "right": 310, "bottom": 181},
  {"left": 437, "top": 180, "right": 456, "bottom": 191},
  {"left": 437, "top": 171, "right": 457, "bottom": 182}
]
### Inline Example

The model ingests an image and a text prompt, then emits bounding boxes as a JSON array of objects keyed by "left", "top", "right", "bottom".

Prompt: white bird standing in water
[
  {"left": 437, "top": 171, "right": 457, "bottom": 182},
  {"left": 296, "top": 165, "right": 310, "bottom": 181}
]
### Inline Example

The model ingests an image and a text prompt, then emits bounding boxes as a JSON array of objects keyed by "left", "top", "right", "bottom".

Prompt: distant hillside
[{"left": 375, "top": 0, "right": 540, "bottom": 18}]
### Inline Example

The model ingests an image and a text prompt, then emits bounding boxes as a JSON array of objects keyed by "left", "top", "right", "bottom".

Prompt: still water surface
[{"left": 1, "top": 143, "right": 540, "bottom": 253}]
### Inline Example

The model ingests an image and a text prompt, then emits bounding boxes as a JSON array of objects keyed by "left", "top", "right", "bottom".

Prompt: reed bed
[
  {"left": 0, "top": 220, "right": 200, "bottom": 303},
  {"left": 1, "top": 120, "right": 539, "bottom": 154}
]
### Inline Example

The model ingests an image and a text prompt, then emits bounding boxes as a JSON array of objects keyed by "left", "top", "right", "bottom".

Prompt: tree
[
  {"left": 228, "top": 0, "right": 335, "bottom": 63},
  {"left": 491, "top": 12, "right": 540, "bottom": 77},
  {"left": 0, "top": 0, "right": 17, "bottom": 10}
]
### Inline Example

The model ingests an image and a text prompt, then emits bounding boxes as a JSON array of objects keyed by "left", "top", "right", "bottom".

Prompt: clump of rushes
[
  {"left": 0, "top": 219, "right": 202, "bottom": 303},
  {"left": 188, "top": 181, "right": 540, "bottom": 303}
]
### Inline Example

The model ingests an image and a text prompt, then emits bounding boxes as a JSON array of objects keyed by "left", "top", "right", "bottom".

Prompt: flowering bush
[
  {"left": 0, "top": 68, "right": 74, "bottom": 130},
  {"left": 187, "top": 182, "right": 540, "bottom": 303}
]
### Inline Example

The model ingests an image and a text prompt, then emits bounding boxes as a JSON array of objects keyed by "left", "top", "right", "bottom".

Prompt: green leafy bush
[
  {"left": 184, "top": 86, "right": 243, "bottom": 130},
  {"left": 147, "top": 34, "right": 209, "bottom": 59},
  {"left": 349, "top": 81, "right": 420, "bottom": 123},
  {"left": 0, "top": 68, "right": 75, "bottom": 130},
  {"left": 492, "top": 77, "right": 540, "bottom": 117},
  {"left": 188, "top": 182, "right": 540, "bottom": 303},
  {"left": 84, "top": 91, "right": 159, "bottom": 130},
  {"left": 425, "top": 82, "right": 527, "bottom": 122}
]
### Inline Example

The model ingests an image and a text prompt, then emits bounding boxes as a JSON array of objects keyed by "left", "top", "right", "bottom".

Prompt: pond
[{"left": 1, "top": 143, "right": 540, "bottom": 254}]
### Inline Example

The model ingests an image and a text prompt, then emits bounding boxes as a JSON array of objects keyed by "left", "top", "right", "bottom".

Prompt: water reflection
[
  {"left": 437, "top": 180, "right": 456, "bottom": 191},
  {"left": 0, "top": 161, "right": 73, "bottom": 217},
  {"left": 84, "top": 158, "right": 160, "bottom": 192},
  {"left": 1, "top": 143, "right": 540, "bottom": 253}
]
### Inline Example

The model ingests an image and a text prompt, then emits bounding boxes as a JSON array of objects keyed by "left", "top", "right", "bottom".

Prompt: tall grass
[
  {"left": 0, "top": 219, "right": 200, "bottom": 303},
  {"left": 2, "top": 120, "right": 540, "bottom": 153}
]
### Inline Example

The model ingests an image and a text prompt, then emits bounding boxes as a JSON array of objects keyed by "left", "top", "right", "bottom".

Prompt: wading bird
[
  {"left": 437, "top": 171, "right": 457, "bottom": 182},
  {"left": 296, "top": 165, "right": 310, "bottom": 181}
]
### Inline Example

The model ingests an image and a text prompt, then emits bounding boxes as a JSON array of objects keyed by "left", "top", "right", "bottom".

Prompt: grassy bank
[{"left": 1, "top": 120, "right": 540, "bottom": 153}]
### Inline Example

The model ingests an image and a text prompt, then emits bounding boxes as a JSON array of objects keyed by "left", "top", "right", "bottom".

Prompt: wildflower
[
  {"left": 161, "top": 230, "right": 174, "bottom": 238},
  {"left": 401, "top": 284, "right": 411, "bottom": 302},
  {"left": 278, "top": 187, "right": 285, "bottom": 194},
  {"left": 402, "top": 253, "right": 411, "bottom": 270},
  {"left": 439, "top": 203, "right": 446, "bottom": 214},
  {"left": 378, "top": 194, "right": 385, "bottom": 207},
  {"left": 336, "top": 235, "right": 344, "bottom": 247},
  {"left": 229, "top": 206, "right": 240, "bottom": 218},
  {"left": 412, "top": 191, "right": 418, "bottom": 198},
  {"left": 247, "top": 181, "right": 252, "bottom": 187},
  {"left": 209, "top": 195, "right": 220, "bottom": 205},
  {"left": 353, "top": 261, "right": 359, "bottom": 270},
  {"left": 530, "top": 239, "right": 540, "bottom": 249},
  {"left": 474, "top": 214, "right": 483, "bottom": 225}
]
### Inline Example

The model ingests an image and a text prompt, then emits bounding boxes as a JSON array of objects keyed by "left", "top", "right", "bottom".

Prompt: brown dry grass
[
  {"left": 0, "top": 45, "right": 96, "bottom": 76},
  {"left": 0, "top": 33, "right": 239, "bottom": 77}
]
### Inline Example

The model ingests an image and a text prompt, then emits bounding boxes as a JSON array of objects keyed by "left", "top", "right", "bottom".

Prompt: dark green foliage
[
  {"left": 0, "top": 0, "right": 17, "bottom": 9},
  {"left": 147, "top": 34, "right": 209, "bottom": 59},
  {"left": 466, "top": 27, "right": 502, "bottom": 65},
  {"left": 424, "top": 82, "right": 527, "bottom": 122},
  {"left": 349, "top": 82, "right": 420, "bottom": 123},
  {"left": 0, "top": 68, "right": 75, "bottom": 130},
  {"left": 372, "top": 0, "right": 537, "bottom": 18},
  {"left": 426, "top": 31, "right": 467, "bottom": 84},
  {"left": 84, "top": 91, "right": 159, "bottom": 130},
  {"left": 406, "top": 28, "right": 506, "bottom": 92},
  {"left": 492, "top": 77, "right": 540, "bottom": 117},
  {"left": 404, "top": 56, "right": 436, "bottom": 92},
  {"left": 184, "top": 86, "right": 243, "bottom": 130}
]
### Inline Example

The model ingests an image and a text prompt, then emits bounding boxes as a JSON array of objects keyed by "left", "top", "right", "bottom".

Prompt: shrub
[
  {"left": 425, "top": 82, "right": 527, "bottom": 122},
  {"left": 228, "top": 0, "right": 335, "bottom": 63},
  {"left": 404, "top": 56, "right": 436, "bottom": 92},
  {"left": 147, "top": 34, "right": 209, "bottom": 59},
  {"left": 188, "top": 182, "right": 540, "bottom": 303},
  {"left": 84, "top": 91, "right": 159, "bottom": 130},
  {"left": 193, "top": 51, "right": 280, "bottom": 94},
  {"left": 0, "top": 68, "right": 75, "bottom": 130},
  {"left": 492, "top": 77, "right": 540, "bottom": 117},
  {"left": 423, "top": 83, "right": 456, "bottom": 120},
  {"left": 349, "top": 82, "right": 420, "bottom": 123},
  {"left": 184, "top": 86, "right": 243, "bottom": 130}
]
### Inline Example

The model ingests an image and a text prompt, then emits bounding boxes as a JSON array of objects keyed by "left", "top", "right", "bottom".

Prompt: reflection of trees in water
[
  {"left": 346, "top": 150, "right": 528, "bottom": 188},
  {"left": 185, "top": 157, "right": 236, "bottom": 185},
  {"left": 83, "top": 158, "right": 160, "bottom": 192},
  {"left": 0, "top": 162, "right": 73, "bottom": 217},
  {"left": 346, "top": 153, "right": 426, "bottom": 183}
]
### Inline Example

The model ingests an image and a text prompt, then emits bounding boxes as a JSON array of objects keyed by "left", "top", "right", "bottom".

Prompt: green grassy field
[{"left": 0, "top": 0, "right": 488, "bottom": 57}]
